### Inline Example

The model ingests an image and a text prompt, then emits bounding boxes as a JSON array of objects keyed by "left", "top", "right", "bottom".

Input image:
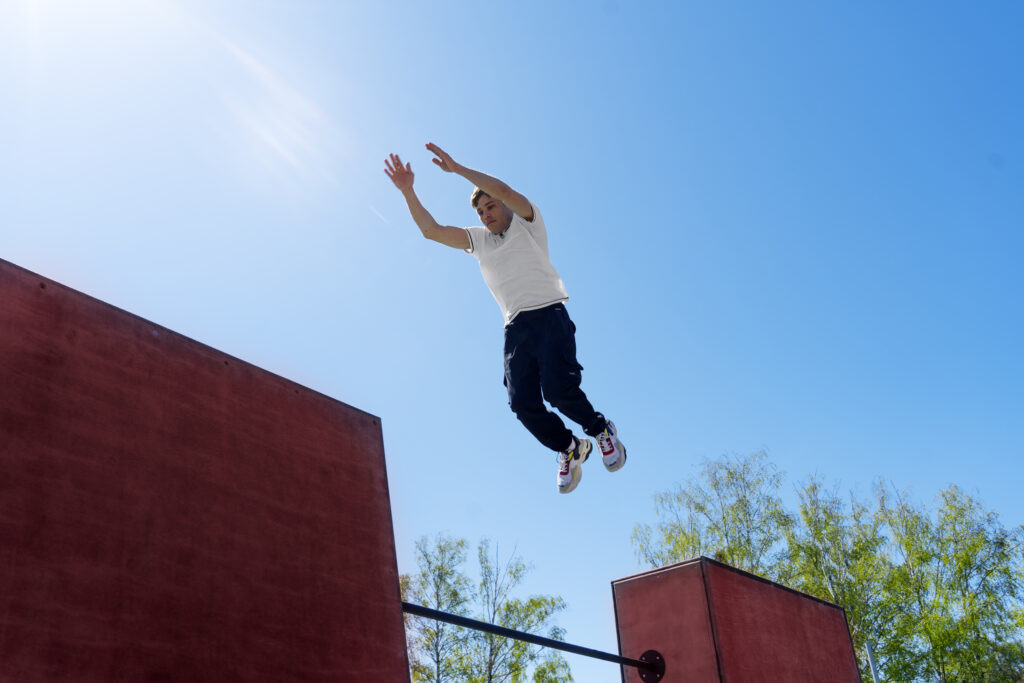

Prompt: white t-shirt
[{"left": 464, "top": 202, "right": 569, "bottom": 324}]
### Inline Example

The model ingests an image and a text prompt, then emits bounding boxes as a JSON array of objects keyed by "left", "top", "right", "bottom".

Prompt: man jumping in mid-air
[{"left": 384, "top": 143, "right": 625, "bottom": 494}]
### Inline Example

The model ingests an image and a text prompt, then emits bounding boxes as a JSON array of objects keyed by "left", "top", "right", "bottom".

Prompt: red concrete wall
[
  {"left": 613, "top": 558, "right": 861, "bottom": 683},
  {"left": 0, "top": 258, "right": 410, "bottom": 681}
]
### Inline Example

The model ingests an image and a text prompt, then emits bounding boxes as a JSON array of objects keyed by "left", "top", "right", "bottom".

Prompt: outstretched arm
[
  {"left": 426, "top": 143, "right": 535, "bottom": 222},
  {"left": 384, "top": 153, "right": 470, "bottom": 250}
]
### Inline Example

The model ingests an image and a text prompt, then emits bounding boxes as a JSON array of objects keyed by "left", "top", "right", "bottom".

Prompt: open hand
[
  {"left": 384, "top": 153, "right": 414, "bottom": 191},
  {"left": 426, "top": 142, "right": 460, "bottom": 173}
]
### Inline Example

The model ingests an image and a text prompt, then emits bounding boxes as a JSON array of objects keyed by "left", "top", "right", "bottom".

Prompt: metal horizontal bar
[{"left": 401, "top": 601, "right": 654, "bottom": 672}]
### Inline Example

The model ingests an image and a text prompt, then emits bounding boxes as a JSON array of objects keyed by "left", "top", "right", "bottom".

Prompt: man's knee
[{"left": 541, "top": 371, "right": 582, "bottom": 407}]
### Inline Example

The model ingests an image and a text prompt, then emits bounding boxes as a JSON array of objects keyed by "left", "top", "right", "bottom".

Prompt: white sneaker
[
  {"left": 596, "top": 420, "right": 626, "bottom": 472},
  {"left": 556, "top": 437, "right": 591, "bottom": 494}
]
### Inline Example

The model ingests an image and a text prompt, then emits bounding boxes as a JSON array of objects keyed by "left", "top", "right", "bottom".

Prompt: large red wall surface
[
  {"left": 0, "top": 258, "right": 409, "bottom": 681},
  {"left": 613, "top": 557, "right": 861, "bottom": 682}
]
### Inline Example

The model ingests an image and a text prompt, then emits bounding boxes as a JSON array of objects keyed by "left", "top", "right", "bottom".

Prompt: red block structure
[
  {"left": 0, "top": 258, "right": 410, "bottom": 681},
  {"left": 613, "top": 557, "right": 861, "bottom": 682}
]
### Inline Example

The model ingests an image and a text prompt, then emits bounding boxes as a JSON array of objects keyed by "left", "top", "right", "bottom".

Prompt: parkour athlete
[{"left": 384, "top": 143, "right": 626, "bottom": 494}]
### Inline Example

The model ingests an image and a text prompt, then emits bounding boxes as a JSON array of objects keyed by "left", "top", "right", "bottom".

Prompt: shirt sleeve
[
  {"left": 464, "top": 226, "right": 485, "bottom": 256},
  {"left": 521, "top": 202, "right": 548, "bottom": 251}
]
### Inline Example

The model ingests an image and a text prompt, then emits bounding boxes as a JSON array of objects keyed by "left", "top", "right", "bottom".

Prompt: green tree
[
  {"left": 464, "top": 540, "right": 571, "bottom": 683},
  {"left": 875, "top": 485, "right": 1024, "bottom": 682},
  {"left": 631, "top": 451, "right": 794, "bottom": 578},
  {"left": 402, "top": 534, "right": 474, "bottom": 682},
  {"left": 631, "top": 451, "right": 1024, "bottom": 681},
  {"left": 403, "top": 535, "right": 572, "bottom": 683},
  {"left": 784, "top": 478, "right": 890, "bottom": 682}
]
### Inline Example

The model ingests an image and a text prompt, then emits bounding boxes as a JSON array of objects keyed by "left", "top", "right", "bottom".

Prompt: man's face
[{"left": 475, "top": 195, "right": 512, "bottom": 234}]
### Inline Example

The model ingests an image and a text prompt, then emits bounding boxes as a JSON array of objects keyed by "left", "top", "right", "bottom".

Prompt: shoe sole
[
  {"left": 558, "top": 438, "right": 592, "bottom": 494},
  {"left": 603, "top": 445, "right": 627, "bottom": 473}
]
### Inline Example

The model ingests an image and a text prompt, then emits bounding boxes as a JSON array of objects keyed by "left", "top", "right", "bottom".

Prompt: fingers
[
  {"left": 426, "top": 142, "right": 450, "bottom": 161},
  {"left": 384, "top": 153, "right": 409, "bottom": 177},
  {"left": 426, "top": 144, "right": 454, "bottom": 176},
  {"left": 384, "top": 153, "right": 416, "bottom": 193}
]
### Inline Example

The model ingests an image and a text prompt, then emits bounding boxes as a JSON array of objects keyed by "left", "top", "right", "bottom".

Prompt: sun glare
[{"left": 5, "top": 0, "right": 345, "bottom": 192}]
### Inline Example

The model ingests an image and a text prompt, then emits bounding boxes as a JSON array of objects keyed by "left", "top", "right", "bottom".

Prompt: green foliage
[
  {"left": 874, "top": 485, "right": 1024, "bottom": 682},
  {"left": 631, "top": 451, "right": 794, "bottom": 576},
  {"left": 632, "top": 452, "right": 1024, "bottom": 682},
  {"left": 402, "top": 535, "right": 474, "bottom": 682},
  {"left": 531, "top": 657, "right": 573, "bottom": 682},
  {"left": 402, "top": 535, "right": 573, "bottom": 683},
  {"left": 783, "top": 478, "right": 890, "bottom": 682}
]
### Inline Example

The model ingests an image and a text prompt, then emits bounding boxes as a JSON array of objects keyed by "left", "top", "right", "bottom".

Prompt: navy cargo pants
[{"left": 503, "top": 303, "right": 608, "bottom": 452}]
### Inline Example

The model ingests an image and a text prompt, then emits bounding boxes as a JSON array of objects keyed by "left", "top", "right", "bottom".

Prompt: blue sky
[{"left": 3, "top": 1, "right": 1022, "bottom": 680}]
